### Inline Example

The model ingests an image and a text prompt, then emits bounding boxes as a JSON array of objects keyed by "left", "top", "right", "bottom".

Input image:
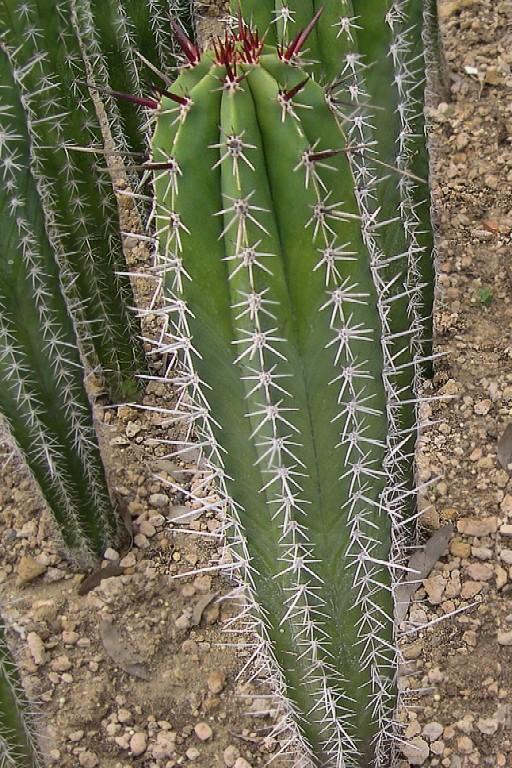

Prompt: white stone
[
  {"left": 151, "top": 731, "right": 176, "bottom": 760},
  {"left": 194, "top": 722, "right": 213, "bottom": 741},
  {"left": 223, "top": 745, "right": 240, "bottom": 767},
  {"left": 149, "top": 493, "right": 168, "bottom": 508},
  {"left": 477, "top": 717, "right": 498, "bottom": 735},
  {"left": 78, "top": 751, "right": 98, "bottom": 768},
  {"left": 401, "top": 737, "right": 429, "bottom": 765},
  {"left": 422, "top": 722, "right": 444, "bottom": 742},
  {"left": 27, "top": 632, "right": 46, "bottom": 665},
  {"left": 497, "top": 630, "right": 512, "bottom": 646},
  {"left": 130, "top": 732, "right": 147, "bottom": 756}
]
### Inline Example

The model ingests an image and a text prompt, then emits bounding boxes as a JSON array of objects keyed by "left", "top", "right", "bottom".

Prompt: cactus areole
[{"left": 151, "top": 17, "right": 404, "bottom": 768}]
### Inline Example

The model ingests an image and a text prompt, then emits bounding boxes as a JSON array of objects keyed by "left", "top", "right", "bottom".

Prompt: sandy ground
[{"left": 1, "top": 1, "right": 512, "bottom": 766}]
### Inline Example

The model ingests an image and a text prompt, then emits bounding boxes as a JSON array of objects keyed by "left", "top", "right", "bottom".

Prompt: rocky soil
[{"left": 1, "top": 1, "right": 512, "bottom": 767}]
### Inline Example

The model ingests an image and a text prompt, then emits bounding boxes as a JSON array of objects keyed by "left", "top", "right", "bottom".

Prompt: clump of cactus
[
  {"left": 145, "top": 8, "right": 436, "bottom": 765},
  {"left": 0, "top": 0, "right": 199, "bottom": 557},
  {"left": 0, "top": 618, "right": 43, "bottom": 768},
  {"left": 0, "top": 43, "right": 118, "bottom": 558},
  {"left": 0, "top": 2, "right": 439, "bottom": 765}
]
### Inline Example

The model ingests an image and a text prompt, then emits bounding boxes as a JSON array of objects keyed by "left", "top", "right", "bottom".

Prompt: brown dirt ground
[{"left": 1, "top": 1, "right": 512, "bottom": 767}]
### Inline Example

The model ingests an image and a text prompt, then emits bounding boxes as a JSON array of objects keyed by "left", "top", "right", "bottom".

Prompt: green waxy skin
[
  {"left": 153, "top": 46, "right": 397, "bottom": 767},
  {"left": 0, "top": 620, "right": 43, "bottom": 768},
  {"left": 0, "top": 46, "right": 118, "bottom": 559},
  {"left": 0, "top": 0, "right": 146, "bottom": 403}
]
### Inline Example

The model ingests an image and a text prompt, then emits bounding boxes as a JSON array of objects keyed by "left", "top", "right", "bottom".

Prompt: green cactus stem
[
  {"left": 73, "top": 0, "right": 197, "bottom": 158},
  {"left": 0, "top": 619, "right": 43, "bottom": 768},
  {"left": 0, "top": 0, "right": 146, "bottom": 403},
  {"left": 0, "top": 43, "right": 118, "bottom": 558},
  {"left": 148, "top": 19, "right": 418, "bottom": 766}
]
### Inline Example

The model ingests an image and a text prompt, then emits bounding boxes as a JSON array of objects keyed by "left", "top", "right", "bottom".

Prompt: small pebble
[
  {"left": 17, "top": 555, "right": 47, "bottom": 584},
  {"left": 78, "top": 751, "right": 99, "bottom": 768},
  {"left": 477, "top": 717, "right": 498, "bottom": 735},
  {"left": 466, "top": 563, "right": 493, "bottom": 581},
  {"left": 223, "top": 745, "right": 240, "bottom": 767},
  {"left": 234, "top": 759, "right": 253, "bottom": 768},
  {"left": 134, "top": 533, "right": 149, "bottom": 549},
  {"left": 457, "top": 736, "right": 474, "bottom": 754},
  {"left": 50, "top": 655, "right": 71, "bottom": 673},
  {"left": 194, "top": 722, "right": 213, "bottom": 741},
  {"left": 130, "top": 732, "right": 147, "bottom": 756},
  {"left": 497, "top": 630, "right": 512, "bottom": 646},
  {"left": 207, "top": 670, "right": 226, "bottom": 694},
  {"left": 149, "top": 493, "right": 169, "bottom": 508},
  {"left": 103, "top": 548, "right": 119, "bottom": 561},
  {"left": 457, "top": 517, "right": 498, "bottom": 537},
  {"left": 422, "top": 722, "right": 444, "bottom": 742},
  {"left": 27, "top": 632, "right": 46, "bottom": 666},
  {"left": 401, "top": 737, "right": 429, "bottom": 765}
]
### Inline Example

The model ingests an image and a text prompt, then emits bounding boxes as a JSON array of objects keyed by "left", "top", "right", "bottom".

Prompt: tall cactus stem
[
  {"left": 0, "top": 42, "right": 119, "bottom": 558},
  {"left": 145, "top": 16, "right": 432, "bottom": 764}
]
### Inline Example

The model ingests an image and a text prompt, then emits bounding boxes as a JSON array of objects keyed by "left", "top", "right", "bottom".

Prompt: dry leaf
[
  {"left": 99, "top": 619, "right": 149, "bottom": 680},
  {"left": 497, "top": 423, "right": 512, "bottom": 474},
  {"left": 394, "top": 524, "right": 454, "bottom": 623}
]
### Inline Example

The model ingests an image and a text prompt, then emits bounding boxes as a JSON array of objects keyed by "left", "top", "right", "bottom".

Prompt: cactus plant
[
  {"left": 0, "top": 618, "right": 43, "bottom": 768},
  {"left": 0, "top": 0, "right": 146, "bottom": 402},
  {"left": 0, "top": 43, "right": 118, "bottom": 558},
  {"left": 147, "top": 15, "right": 434, "bottom": 765}
]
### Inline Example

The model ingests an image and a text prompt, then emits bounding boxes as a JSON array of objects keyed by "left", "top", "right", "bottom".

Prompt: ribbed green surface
[
  {"left": 0, "top": 44, "right": 117, "bottom": 557},
  {"left": 233, "top": 0, "right": 435, "bottom": 366},
  {"left": 153, "top": 49, "right": 395, "bottom": 766},
  {"left": 0, "top": 0, "right": 146, "bottom": 403},
  {"left": 231, "top": 0, "right": 436, "bottom": 535},
  {"left": 0, "top": 621, "right": 42, "bottom": 768}
]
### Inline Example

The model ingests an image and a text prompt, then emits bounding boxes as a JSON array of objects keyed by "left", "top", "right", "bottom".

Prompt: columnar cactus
[
  {"left": 0, "top": 619, "right": 43, "bottom": 768},
  {"left": 1, "top": 0, "right": 146, "bottom": 402},
  {"left": 0, "top": 44, "right": 118, "bottom": 558},
  {"left": 149, "top": 18, "right": 429, "bottom": 766}
]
